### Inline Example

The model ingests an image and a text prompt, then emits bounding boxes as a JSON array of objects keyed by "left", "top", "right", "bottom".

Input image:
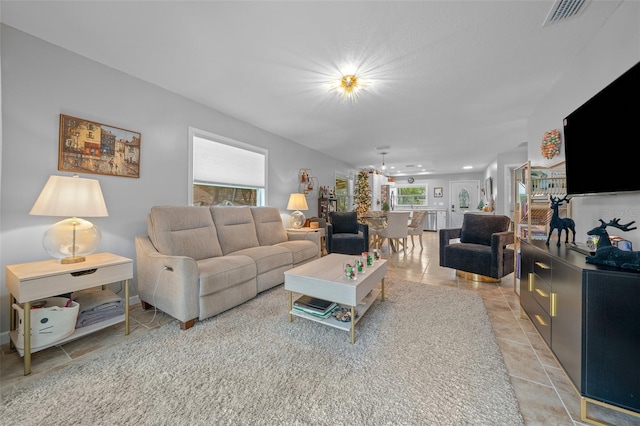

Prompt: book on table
[{"left": 293, "top": 296, "right": 337, "bottom": 317}]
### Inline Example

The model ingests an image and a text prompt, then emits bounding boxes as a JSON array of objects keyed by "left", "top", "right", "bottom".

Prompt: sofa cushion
[
  {"left": 197, "top": 255, "right": 257, "bottom": 296},
  {"left": 231, "top": 245, "right": 293, "bottom": 275},
  {"left": 329, "top": 211, "right": 358, "bottom": 234},
  {"left": 148, "top": 206, "right": 223, "bottom": 260},
  {"left": 459, "top": 214, "right": 511, "bottom": 246},
  {"left": 210, "top": 206, "right": 260, "bottom": 255},
  {"left": 250, "top": 206, "right": 288, "bottom": 246}
]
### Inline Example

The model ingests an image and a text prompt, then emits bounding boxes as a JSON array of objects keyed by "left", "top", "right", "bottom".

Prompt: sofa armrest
[
  {"left": 326, "top": 223, "right": 334, "bottom": 252},
  {"left": 439, "top": 228, "right": 461, "bottom": 267},
  {"left": 491, "top": 231, "right": 515, "bottom": 277},
  {"left": 358, "top": 223, "right": 370, "bottom": 252},
  {"left": 134, "top": 235, "right": 200, "bottom": 323},
  {"left": 440, "top": 228, "right": 461, "bottom": 244},
  {"left": 286, "top": 229, "right": 321, "bottom": 257},
  {"left": 286, "top": 230, "right": 321, "bottom": 245},
  {"left": 491, "top": 230, "right": 514, "bottom": 248}
]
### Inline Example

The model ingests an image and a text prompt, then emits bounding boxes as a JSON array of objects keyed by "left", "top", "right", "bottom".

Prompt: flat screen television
[{"left": 563, "top": 61, "right": 640, "bottom": 196}]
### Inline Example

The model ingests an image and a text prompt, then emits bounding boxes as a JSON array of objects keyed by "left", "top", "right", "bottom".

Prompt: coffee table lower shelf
[{"left": 289, "top": 287, "right": 381, "bottom": 333}]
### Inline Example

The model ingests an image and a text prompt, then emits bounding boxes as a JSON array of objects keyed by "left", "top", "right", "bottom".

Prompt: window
[
  {"left": 334, "top": 172, "right": 352, "bottom": 212},
  {"left": 395, "top": 184, "right": 428, "bottom": 207},
  {"left": 189, "top": 128, "right": 267, "bottom": 206}
]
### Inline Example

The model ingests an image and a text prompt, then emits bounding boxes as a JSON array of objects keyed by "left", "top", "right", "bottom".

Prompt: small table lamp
[
  {"left": 287, "top": 193, "right": 308, "bottom": 229},
  {"left": 30, "top": 174, "right": 109, "bottom": 264}
]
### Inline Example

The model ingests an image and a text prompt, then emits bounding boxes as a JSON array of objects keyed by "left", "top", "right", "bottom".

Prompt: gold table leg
[
  {"left": 125, "top": 279, "right": 130, "bottom": 335},
  {"left": 9, "top": 295, "right": 15, "bottom": 350},
  {"left": 381, "top": 277, "right": 385, "bottom": 301},
  {"left": 288, "top": 291, "right": 293, "bottom": 322},
  {"left": 23, "top": 301, "right": 31, "bottom": 376},
  {"left": 350, "top": 305, "right": 356, "bottom": 344}
]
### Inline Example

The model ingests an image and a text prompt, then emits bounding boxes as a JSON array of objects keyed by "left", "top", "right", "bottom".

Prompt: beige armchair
[
  {"left": 408, "top": 210, "right": 427, "bottom": 248},
  {"left": 376, "top": 211, "right": 410, "bottom": 253}
]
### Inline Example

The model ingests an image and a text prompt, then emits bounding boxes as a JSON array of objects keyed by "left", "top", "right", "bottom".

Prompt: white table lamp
[
  {"left": 30, "top": 175, "right": 109, "bottom": 264},
  {"left": 287, "top": 193, "right": 308, "bottom": 229}
]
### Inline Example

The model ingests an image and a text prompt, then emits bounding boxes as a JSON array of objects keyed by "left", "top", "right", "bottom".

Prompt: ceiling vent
[{"left": 543, "top": 0, "right": 589, "bottom": 26}]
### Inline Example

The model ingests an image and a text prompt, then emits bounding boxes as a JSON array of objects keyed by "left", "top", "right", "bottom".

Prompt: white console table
[{"left": 5, "top": 253, "right": 133, "bottom": 375}]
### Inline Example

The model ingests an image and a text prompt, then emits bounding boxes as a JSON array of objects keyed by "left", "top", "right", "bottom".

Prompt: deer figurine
[
  {"left": 546, "top": 195, "right": 576, "bottom": 246},
  {"left": 585, "top": 218, "right": 639, "bottom": 271}
]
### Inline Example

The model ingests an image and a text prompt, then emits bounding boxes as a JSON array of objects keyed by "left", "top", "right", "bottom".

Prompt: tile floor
[{"left": 2, "top": 231, "right": 638, "bottom": 425}]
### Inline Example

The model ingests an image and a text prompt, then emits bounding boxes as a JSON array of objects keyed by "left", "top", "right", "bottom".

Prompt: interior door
[{"left": 449, "top": 180, "right": 480, "bottom": 228}]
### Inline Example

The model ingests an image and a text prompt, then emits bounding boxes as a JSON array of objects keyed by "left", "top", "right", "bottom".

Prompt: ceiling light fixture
[
  {"left": 331, "top": 72, "right": 367, "bottom": 101},
  {"left": 380, "top": 152, "right": 387, "bottom": 171}
]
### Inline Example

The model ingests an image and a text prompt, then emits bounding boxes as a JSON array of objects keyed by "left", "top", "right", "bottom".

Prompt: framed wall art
[
  {"left": 58, "top": 114, "right": 141, "bottom": 178},
  {"left": 434, "top": 187, "right": 443, "bottom": 198}
]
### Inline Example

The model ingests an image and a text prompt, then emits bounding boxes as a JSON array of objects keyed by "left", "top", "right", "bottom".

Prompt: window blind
[{"left": 193, "top": 135, "right": 266, "bottom": 188}]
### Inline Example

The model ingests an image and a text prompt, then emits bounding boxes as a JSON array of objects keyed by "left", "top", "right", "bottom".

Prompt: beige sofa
[{"left": 135, "top": 205, "right": 320, "bottom": 329}]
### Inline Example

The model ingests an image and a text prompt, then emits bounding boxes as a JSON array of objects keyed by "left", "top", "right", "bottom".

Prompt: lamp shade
[
  {"left": 30, "top": 175, "right": 109, "bottom": 217},
  {"left": 286, "top": 193, "right": 308, "bottom": 211}
]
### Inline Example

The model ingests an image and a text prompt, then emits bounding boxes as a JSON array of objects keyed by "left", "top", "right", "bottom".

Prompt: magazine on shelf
[
  {"left": 293, "top": 295, "right": 337, "bottom": 317},
  {"left": 293, "top": 305, "right": 336, "bottom": 319}
]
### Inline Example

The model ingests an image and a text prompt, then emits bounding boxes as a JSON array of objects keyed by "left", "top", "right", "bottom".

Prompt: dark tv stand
[{"left": 519, "top": 240, "right": 640, "bottom": 424}]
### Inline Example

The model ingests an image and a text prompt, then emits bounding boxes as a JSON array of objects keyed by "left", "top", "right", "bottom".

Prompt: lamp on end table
[
  {"left": 30, "top": 174, "right": 109, "bottom": 264},
  {"left": 287, "top": 193, "right": 308, "bottom": 229}
]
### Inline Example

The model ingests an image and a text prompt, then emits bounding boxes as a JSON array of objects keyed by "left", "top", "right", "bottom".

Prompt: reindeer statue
[
  {"left": 546, "top": 195, "right": 576, "bottom": 246},
  {"left": 585, "top": 218, "right": 640, "bottom": 271}
]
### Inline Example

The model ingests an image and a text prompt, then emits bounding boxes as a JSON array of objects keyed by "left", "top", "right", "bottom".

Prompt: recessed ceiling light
[{"left": 463, "top": 165, "right": 473, "bottom": 170}]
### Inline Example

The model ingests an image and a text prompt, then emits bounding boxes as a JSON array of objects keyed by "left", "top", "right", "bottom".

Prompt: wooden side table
[{"left": 5, "top": 252, "right": 133, "bottom": 375}]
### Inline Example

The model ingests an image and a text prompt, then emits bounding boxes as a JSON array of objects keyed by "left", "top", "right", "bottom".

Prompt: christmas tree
[{"left": 354, "top": 169, "right": 371, "bottom": 220}]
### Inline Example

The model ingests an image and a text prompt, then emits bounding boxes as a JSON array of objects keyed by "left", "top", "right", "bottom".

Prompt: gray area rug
[{"left": 1, "top": 279, "right": 524, "bottom": 425}]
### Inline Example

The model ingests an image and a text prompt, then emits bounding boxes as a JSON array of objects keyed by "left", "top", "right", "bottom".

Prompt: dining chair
[
  {"left": 377, "top": 211, "right": 410, "bottom": 253},
  {"left": 363, "top": 211, "right": 387, "bottom": 249},
  {"left": 408, "top": 210, "right": 427, "bottom": 248}
]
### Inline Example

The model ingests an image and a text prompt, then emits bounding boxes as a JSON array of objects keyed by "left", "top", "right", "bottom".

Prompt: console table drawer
[
  {"left": 533, "top": 256, "right": 552, "bottom": 282},
  {"left": 523, "top": 292, "right": 551, "bottom": 344},
  {"left": 532, "top": 275, "right": 552, "bottom": 315},
  {"left": 6, "top": 254, "right": 133, "bottom": 303}
]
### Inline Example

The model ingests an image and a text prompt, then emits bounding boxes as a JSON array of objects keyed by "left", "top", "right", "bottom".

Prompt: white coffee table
[{"left": 284, "top": 253, "right": 387, "bottom": 344}]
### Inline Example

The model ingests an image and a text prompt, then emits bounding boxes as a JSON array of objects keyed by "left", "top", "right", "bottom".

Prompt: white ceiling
[{"left": 0, "top": 1, "right": 625, "bottom": 176}]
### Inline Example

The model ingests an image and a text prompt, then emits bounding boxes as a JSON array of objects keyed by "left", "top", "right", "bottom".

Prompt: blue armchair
[{"left": 326, "top": 212, "right": 369, "bottom": 255}]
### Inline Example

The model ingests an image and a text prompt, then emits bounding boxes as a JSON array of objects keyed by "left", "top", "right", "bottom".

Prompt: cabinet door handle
[
  {"left": 535, "top": 288, "right": 549, "bottom": 298},
  {"left": 535, "top": 261, "right": 551, "bottom": 270},
  {"left": 534, "top": 314, "right": 548, "bottom": 326},
  {"left": 528, "top": 273, "right": 534, "bottom": 292},
  {"left": 550, "top": 292, "right": 557, "bottom": 317}
]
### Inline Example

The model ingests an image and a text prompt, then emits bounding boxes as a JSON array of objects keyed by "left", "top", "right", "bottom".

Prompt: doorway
[{"left": 449, "top": 180, "right": 480, "bottom": 228}]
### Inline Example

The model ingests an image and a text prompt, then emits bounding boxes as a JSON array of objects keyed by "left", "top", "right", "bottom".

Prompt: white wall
[
  {"left": 0, "top": 25, "right": 352, "bottom": 336},
  {"left": 526, "top": 0, "right": 640, "bottom": 247}
]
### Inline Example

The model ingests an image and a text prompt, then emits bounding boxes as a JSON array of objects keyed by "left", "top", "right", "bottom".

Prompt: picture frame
[
  {"left": 484, "top": 177, "right": 493, "bottom": 203},
  {"left": 58, "top": 114, "right": 141, "bottom": 178},
  {"left": 434, "top": 187, "right": 443, "bottom": 198}
]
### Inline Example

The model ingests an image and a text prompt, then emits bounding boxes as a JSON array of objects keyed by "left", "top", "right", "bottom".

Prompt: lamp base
[
  {"left": 61, "top": 255, "right": 86, "bottom": 264},
  {"left": 290, "top": 210, "right": 306, "bottom": 229}
]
